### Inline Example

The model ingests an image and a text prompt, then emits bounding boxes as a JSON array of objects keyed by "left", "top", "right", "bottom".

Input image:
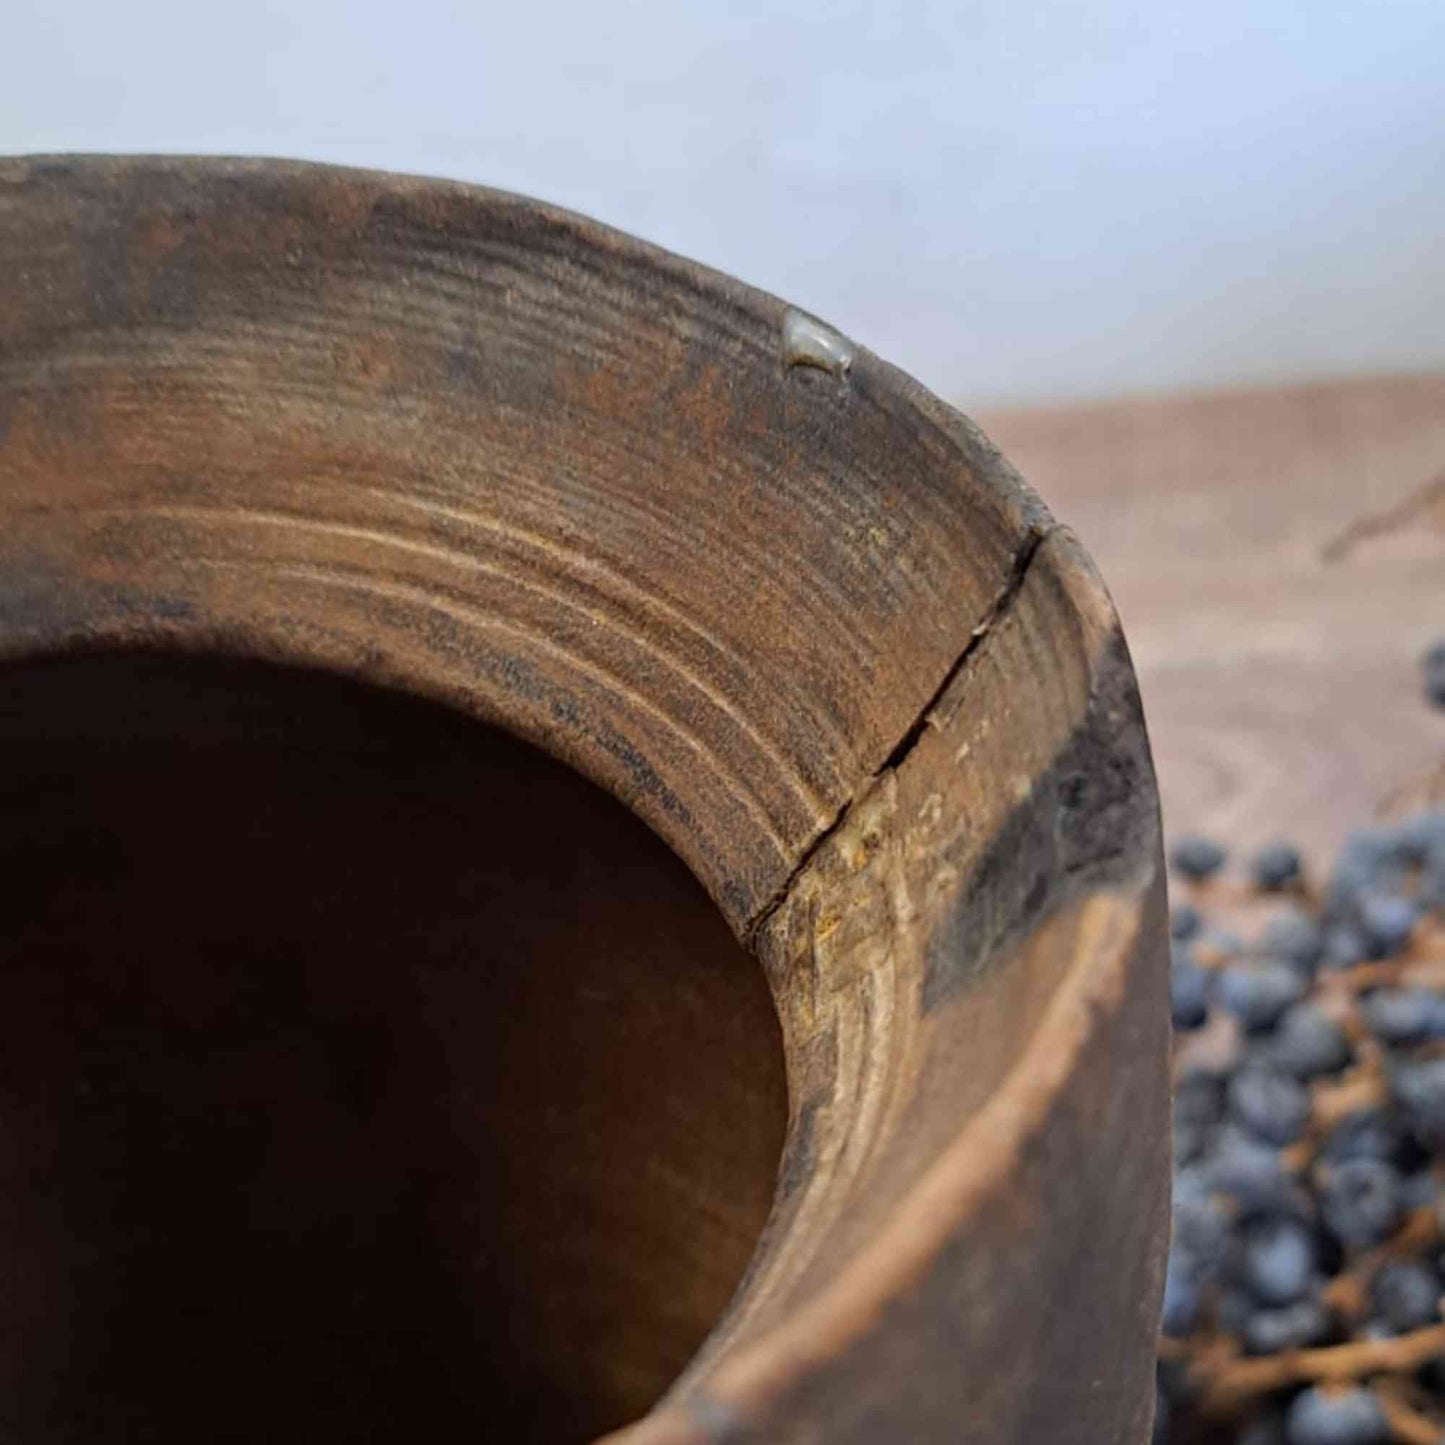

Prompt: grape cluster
[{"left": 1157, "top": 811, "right": 1445, "bottom": 1445}]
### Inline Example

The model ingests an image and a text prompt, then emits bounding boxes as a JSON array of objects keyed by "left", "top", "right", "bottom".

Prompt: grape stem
[
  {"left": 1374, "top": 1378, "right": 1445, "bottom": 1445},
  {"left": 1194, "top": 1323, "right": 1445, "bottom": 1414}
]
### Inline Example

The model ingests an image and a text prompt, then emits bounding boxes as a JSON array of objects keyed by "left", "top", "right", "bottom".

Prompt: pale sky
[{"left": 3, "top": 0, "right": 1442, "bottom": 405}]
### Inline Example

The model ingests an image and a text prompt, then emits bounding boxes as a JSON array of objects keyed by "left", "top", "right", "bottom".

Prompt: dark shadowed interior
[{"left": 0, "top": 651, "right": 788, "bottom": 1444}]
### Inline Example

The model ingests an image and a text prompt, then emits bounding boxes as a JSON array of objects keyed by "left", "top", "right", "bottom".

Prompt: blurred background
[
  {"left": 2, "top": 0, "right": 1442, "bottom": 853},
  {"left": 3, "top": 0, "right": 1443, "bottom": 405}
]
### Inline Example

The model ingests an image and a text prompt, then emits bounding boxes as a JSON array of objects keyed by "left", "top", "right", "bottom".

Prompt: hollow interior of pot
[{"left": 0, "top": 648, "right": 788, "bottom": 1444}]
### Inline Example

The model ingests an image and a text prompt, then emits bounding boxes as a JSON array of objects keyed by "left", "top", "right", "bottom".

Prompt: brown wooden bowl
[{"left": 0, "top": 157, "right": 1169, "bottom": 1443}]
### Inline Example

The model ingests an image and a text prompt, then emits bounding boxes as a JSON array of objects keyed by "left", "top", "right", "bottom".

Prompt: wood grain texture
[
  {"left": 625, "top": 531, "right": 1170, "bottom": 1444},
  {"left": 0, "top": 157, "right": 1168, "bottom": 1443},
  {"left": 976, "top": 376, "right": 1445, "bottom": 871},
  {"left": 0, "top": 155, "right": 1049, "bottom": 928}
]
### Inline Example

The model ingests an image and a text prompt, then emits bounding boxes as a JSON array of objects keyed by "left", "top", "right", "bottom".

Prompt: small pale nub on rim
[{"left": 781, "top": 309, "right": 855, "bottom": 378}]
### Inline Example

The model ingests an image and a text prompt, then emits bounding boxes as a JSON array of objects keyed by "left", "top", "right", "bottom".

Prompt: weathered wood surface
[
  {"left": 977, "top": 377, "right": 1445, "bottom": 872},
  {"left": 0, "top": 157, "right": 1169, "bottom": 1443},
  {"left": 632, "top": 530, "right": 1169, "bottom": 1445},
  {"left": 0, "top": 154, "right": 1049, "bottom": 930}
]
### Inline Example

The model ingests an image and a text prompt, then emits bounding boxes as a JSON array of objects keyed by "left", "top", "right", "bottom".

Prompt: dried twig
[
  {"left": 1320, "top": 1209, "right": 1444, "bottom": 1321},
  {"left": 1375, "top": 1377, "right": 1445, "bottom": 1445},
  {"left": 1311, "top": 1066, "right": 1388, "bottom": 1132},
  {"left": 1195, "top": 1324, "right": 1445, "bottom": 1415},
  {"left": 1319, "top": 465, "right": 1445, "bottom": 563}
]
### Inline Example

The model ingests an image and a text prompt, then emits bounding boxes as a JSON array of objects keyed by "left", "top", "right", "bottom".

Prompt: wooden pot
[{"left": 0, "top": 157, "right": 1169, "bottom": 1443}]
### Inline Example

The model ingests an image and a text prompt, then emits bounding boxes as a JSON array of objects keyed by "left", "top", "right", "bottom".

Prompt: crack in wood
[{"left": 742, "top": 524, "right": 1052, "bottom": 946}]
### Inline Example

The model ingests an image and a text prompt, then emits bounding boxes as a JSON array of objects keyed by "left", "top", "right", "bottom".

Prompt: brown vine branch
[
  {"left": 1319, "top": 1209, "right": 1444, "bottom": 1322},
  {"left": 1374, "top": 1378, "right": 1445, "bottom": 1445},
  {"left": 1319, "top": 465, "right": 1445, "bottom": 563},
  {"left": 1195, "top": 1323, "right": 1445, "bottom": 1415}
]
